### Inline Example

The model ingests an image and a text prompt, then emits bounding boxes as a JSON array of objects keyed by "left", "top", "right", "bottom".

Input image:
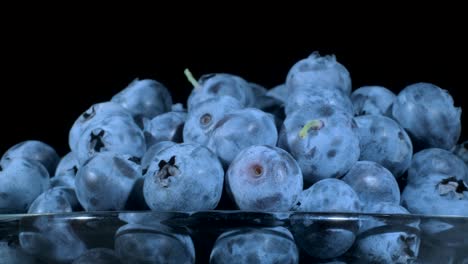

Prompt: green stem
[
  {"left": 299, "top": 119, "right": 324, "bottom": 139},
  {"left": 184, "top": 68, "right": 199, "bottom": 89}
]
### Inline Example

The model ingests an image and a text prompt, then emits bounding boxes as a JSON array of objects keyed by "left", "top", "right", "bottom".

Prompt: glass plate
[{"left": 1, "top": 211, "right": 467, "bottom": 263}]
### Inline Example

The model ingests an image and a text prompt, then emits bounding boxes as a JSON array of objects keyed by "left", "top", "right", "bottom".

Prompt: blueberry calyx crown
[
  {"left": 89, "top": 130, "right": 106, "bottom": 152},
  {"left": 437, "top": 176, "right": 468, "bottom": 199},
  {"left": 299, "top": 119, "right": 325, "bottom": 139},
  {"left": 184, "top": 68, "right": 200, "bottom": 89},
  {"left": 156, "top": 156, "right": 180, "bottom": 188}
]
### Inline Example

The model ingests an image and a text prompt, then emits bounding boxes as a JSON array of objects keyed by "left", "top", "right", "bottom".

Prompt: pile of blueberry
[{"left": 1, "top": 51, "right": 467, "bottom": 263}]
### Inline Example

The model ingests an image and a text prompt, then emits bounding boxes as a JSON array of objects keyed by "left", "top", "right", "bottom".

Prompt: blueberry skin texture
[
  {"left": 140, "top": 141, "right": 177, "bottom": 170},
  {"left": 54, "top": 151, "right": 79, "bottom": 177},
  {"left": 279, "top": 104, "right": 360, "bottom": 184},
  {"left": 355, "top": 115, "right": 413, "bottom": 178},
  {"left": 143, "top": 111, "right": 186, "bottom": 147},
  {"left": 352, "top": 203, "right": 421, "bottom": 264},
  {"left": 207, "top": 108, "right": 278, "bottom": 167},
  {"left": 351, "top": 85, "right": 396, "bottom": 116},
  {"left": 72, "top": 248, "right": 122, "bottom": 264},
  {"left": 183, "top": 96, "right": 243, "bottom": 146},
  {"left": 187, "top": 73, "right": 255, "bottom": 110},
  {"left": 341, "top": 161, "right": 401, "bottom": 210},
  {"left": 286, "top": 51, "right": 352, "bottom": 96},
  {"left": 1, "top": 140, "right": 60, "bottom": 176},
  {"left": 392, "top": 82, "right": 461, "bottom": 150},
  {"left": 266, "top": 83, "right": 288, "bottom": 105},
  {"left": 226, "top": 145, "right": 303, "bottom": 211},
  {"left": 143, "top": 143, "right": 224, "bottom": 211},
  {"left": 285, "top": 86, "right": 354, "bottom": 116},
  {"left": 69, "top": 101, "right": 133, "bottom": 152},
  {"left": 0, "top": 158, "right": 49, "bottom": 213},
  {"left": 0, "top": 241, "right": 39, "bottom": 264},
  {"left": 452, "top": 140, "right": 468, "bottom": 166},
  {"left": 402, "top": 173, "right": 468, "bottom": 216},
  {"left": 75, "top": 152, "right": 141, "bottom": 211},
  {"left": 292, "top": 178, "right": 361, "bottom": 259},
  {"left": 111, "top": 78, "right": 172, "bottom": 122},
  {"left": 75, "top": 115, "right": 146, "bottom": 165},
  {"left": 210, "top": 227, "right": 299, "bottom": 264},
  {"left": 407, "top": 148, "right": 468, "bottom": 187},
  {"left": 115, "top": 223, "right": 195, "bottom": 264},
  {"left": 28, "top": 187, "right": 81, "bottom": 214}
]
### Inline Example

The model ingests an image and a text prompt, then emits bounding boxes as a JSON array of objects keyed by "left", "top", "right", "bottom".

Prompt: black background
[{"left": 1, "top": 23, "right": 467, "bottom": 157}]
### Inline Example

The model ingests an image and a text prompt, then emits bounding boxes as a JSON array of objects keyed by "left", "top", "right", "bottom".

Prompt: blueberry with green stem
[
  {"left": 279, "top": 104, "right": 360, "bottom": 185},
  {"left": 184, "top": 68, "right": 256, "bottom": 110}
]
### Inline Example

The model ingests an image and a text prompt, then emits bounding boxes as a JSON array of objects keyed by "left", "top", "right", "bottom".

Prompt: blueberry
[
  {"left": 73, "top": 248, "right": 122, "bottom": 264},
  {"left": 186, "top": 71, "right": 255, "bottom": 110},
  {"left": 75, "top": 152, "right": 141, "bottom": 211},
  {"left": 226, "top": 145, "right": 303, "bottom": 211},
  {"left": 266, "top": 83, "right": 288, "bottom": 105},
  {"left": 28, "top": 187, "right": 81, "bottom": 214},
  {"left": 210, "top": 227, "right": 299, "bottom": 264},
  {"left": 54, "top": 151, "right": 79, "bottom": 177},
  {"left": 354, "top": 115, "right": 413, "bottom": 178},
  {"left": 351, "top": 85, "right": 396, "bottom": 116},
  {"left": 183, "top": 96, "right": 243, "bottom": 146},
  {"left": 292, "top": 178, "right": 361, "bottom": 259},
  {"left": 143, "top": 111, "right": 186, "bottom": 147},
  {"left": 0, "top": 158, "right": 49, "bottom": 213},
  {"left": 140, "top": 141, "right": 177, "bottom": 171},
  {"left": 111, "top": 78, "right": 172, "bottom": 124},
  {"left": 402, "top": 173, "right": 468, "bottom": 216},
  {"left": 407, "top": 148, "right": 468, "bottom": 187},
  {"left": 1, "top": 140, "right": 59, "bottom": 176},
  {"left": 286, "top": 51, "right": 352, "bottom": 96},
  {"left": 207, "top": 108, "right": 278, "bottom": 167},
  {"left": 452, "top": 140, "right": 468, "bottom": 166},
  {"left": 69, "top": 101, "right": 133, "bottom": 152},
  {"left": 285, "top": 86, "right": 354, "bottom": 116},
  {"left": 115, "top": 223, "right": 195, "bottom": 264},
  {"left": 0, "top": 241, "right": 39, "bottom": 264},
  {"left": 143, "top": 143, "right": 224, "bottom": 211},
  {"left": 74, "top": 115, "right": 146, "bottom": 165},
  {"left": 392, "top": 82, "right": 461, "bottom": 150},
  {"left": 341, "top": 161, "right": 401, "bottom": 210},
  {"left": 279, "top": 104, "right": 360, "bottom": 185},
  {"left": 352, "top": 203, "right": 420, "bottom": 263}
]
